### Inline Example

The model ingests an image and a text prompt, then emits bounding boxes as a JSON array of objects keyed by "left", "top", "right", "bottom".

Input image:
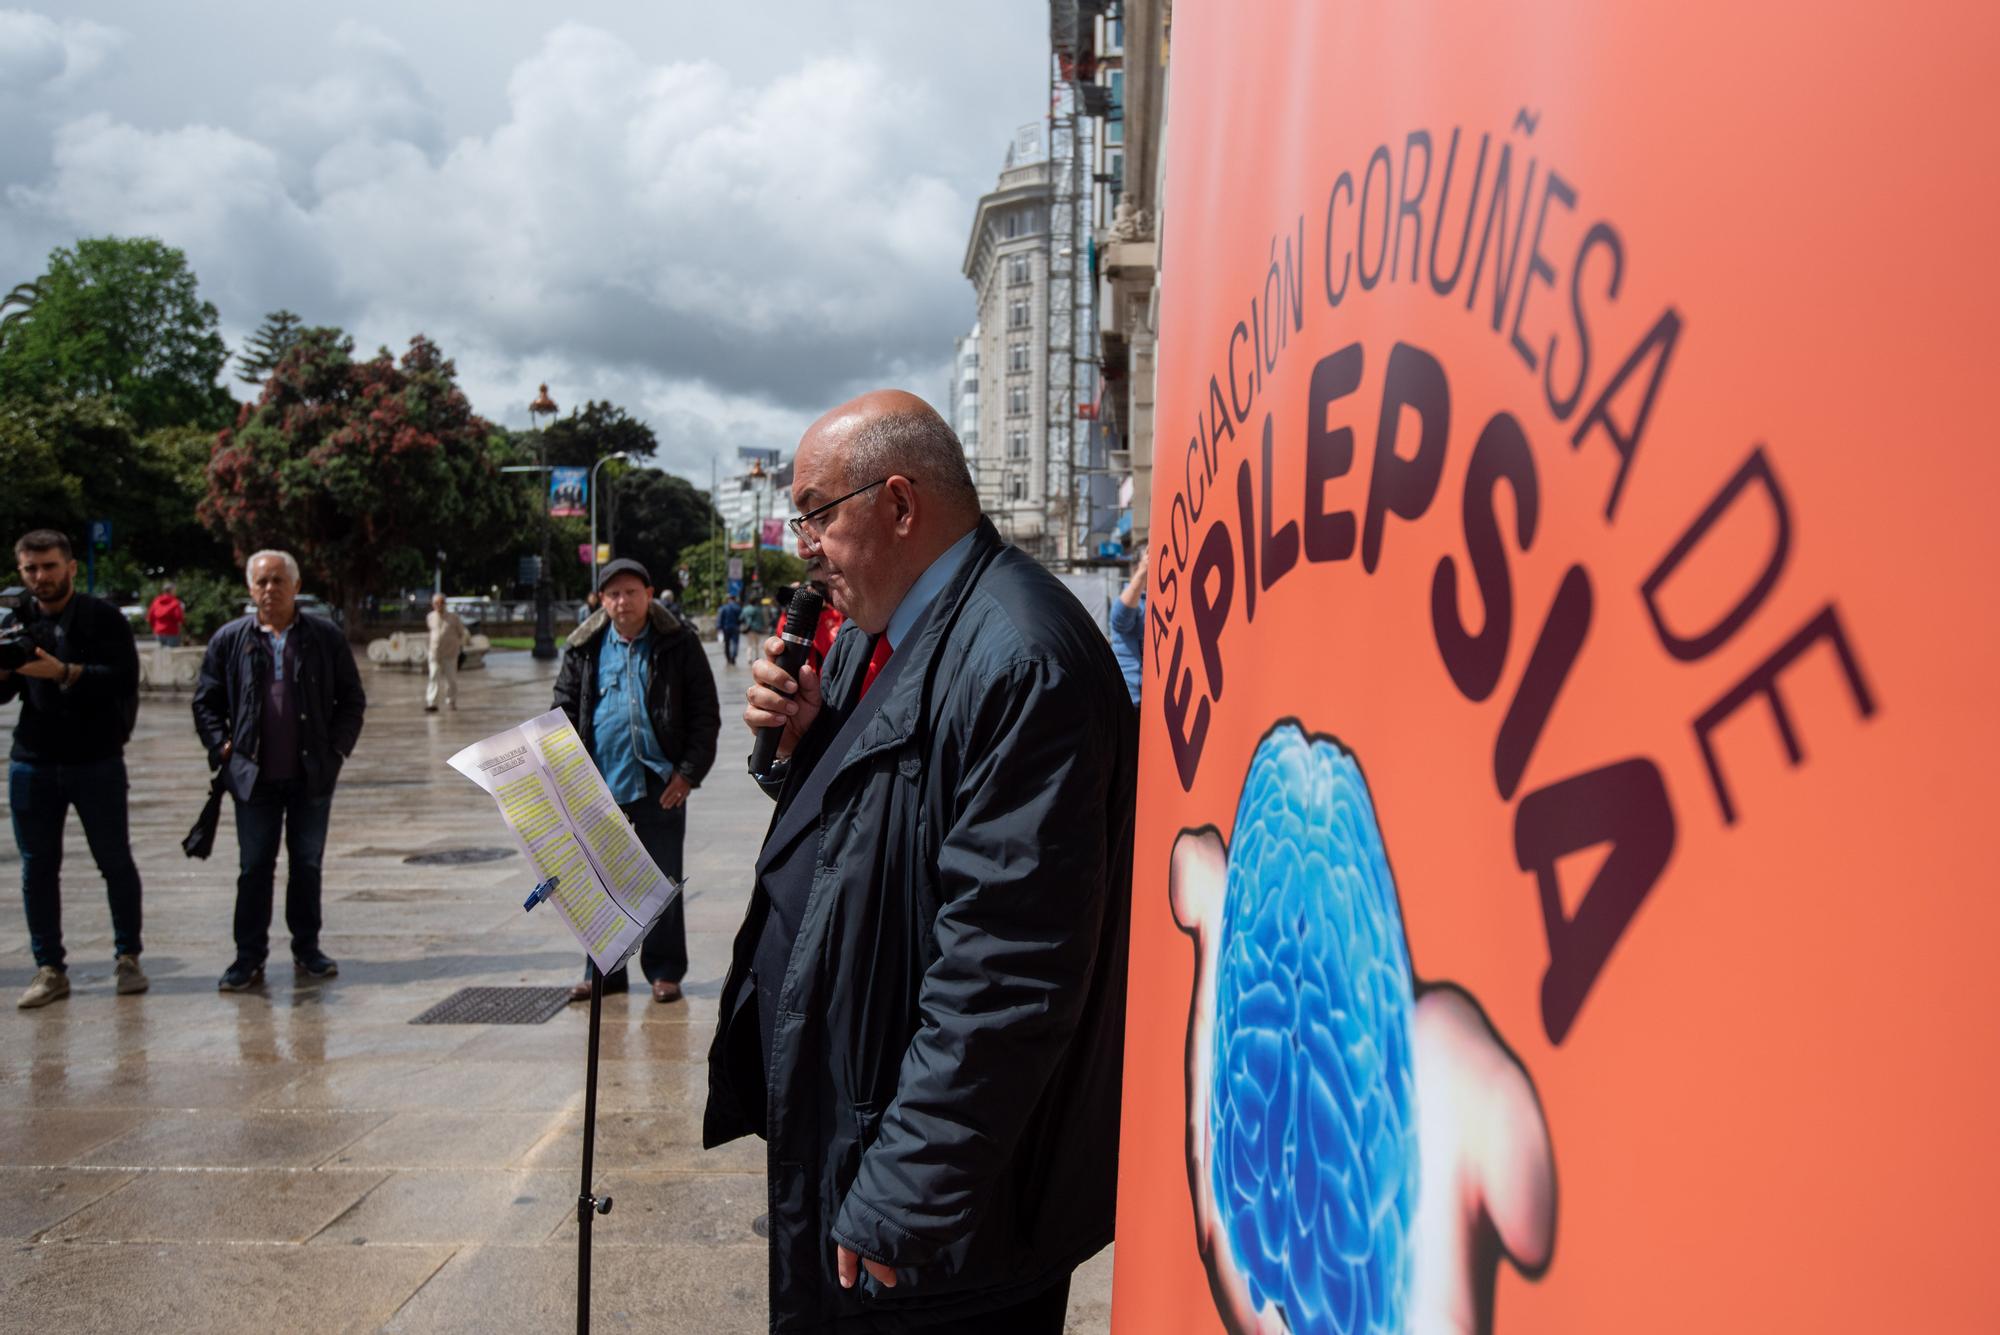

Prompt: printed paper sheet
[{"left": 448, "top": 709, "right": 679, "bottom": 973}]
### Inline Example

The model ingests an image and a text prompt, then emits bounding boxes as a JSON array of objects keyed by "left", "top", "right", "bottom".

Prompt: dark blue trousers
[
  {"left": 231, "top": 779, "right": 334, "bottom": 965},
  {"left": 10, "top": 756, "right": 144, "bottom": 970}
]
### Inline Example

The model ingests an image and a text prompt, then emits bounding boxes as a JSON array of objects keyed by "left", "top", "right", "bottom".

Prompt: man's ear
[{"left": 888, "top": 476, "right": 919, "bottom": 534}]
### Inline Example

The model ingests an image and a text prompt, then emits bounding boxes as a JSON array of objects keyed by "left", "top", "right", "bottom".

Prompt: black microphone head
[{"left": 781, "top": 584, "right": 825, "bottom": 638}]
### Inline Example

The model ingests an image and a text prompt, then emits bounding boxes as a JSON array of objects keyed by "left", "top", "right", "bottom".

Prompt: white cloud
[
  {"left": 0, "top": 9, "right": 122, "bottom": 91},
  {"left": 2, "top": 10, "right": 1036, "bottom": 478},
  {"left": 253, "top": 22, "right": 445, "bottom": 196}
]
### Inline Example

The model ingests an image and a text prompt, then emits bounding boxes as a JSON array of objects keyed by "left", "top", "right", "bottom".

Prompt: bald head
[
  {"left": 800, "top": 390, "right": 979, "bottom": 516},
  {"left": 789, "top": 389, "right": 982, "bottom": 633}
]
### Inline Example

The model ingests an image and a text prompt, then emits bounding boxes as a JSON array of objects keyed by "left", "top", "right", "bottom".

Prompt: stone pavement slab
[
  {"left": 74, "top": 1109, "right": 390, "bottom": 1169},
  {"left": 2, "top": 643, "right": 1114, "bottom": 1332},
  {"left": 324, "top": 1110, "right": 561, "bottom": 1169},
  {"left": 49, "top": 1166, "right": 388, "bottom": 1243},
  {"left": 0, "top": 1241, "right": 455, "bottom": 1335},
  {"left": 305, "top": 1167, "right": 575, "bottom": 1247},
  {"left": 0, "top": 1167, "right": 137, "bottom": 1238}
]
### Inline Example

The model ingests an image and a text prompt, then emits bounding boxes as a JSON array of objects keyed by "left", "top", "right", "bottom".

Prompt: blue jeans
[
  {"left": 232, "top": 780, "right": 334, "bottom": 965},
  {"left": 10, "top": 756, "right": 144, "bottom": 970},
  {"left": 721, "top": 629, "right": 740, "bottom": 664}
]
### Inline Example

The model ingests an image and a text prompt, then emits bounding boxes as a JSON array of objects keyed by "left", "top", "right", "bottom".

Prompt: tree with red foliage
[{"left": 202, "top": 329, "right": 529, "bottom": 630}]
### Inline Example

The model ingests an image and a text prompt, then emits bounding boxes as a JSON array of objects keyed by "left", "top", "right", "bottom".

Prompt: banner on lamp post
[{"left": 549, "top": 468, "right": 586, "bottom": 517}]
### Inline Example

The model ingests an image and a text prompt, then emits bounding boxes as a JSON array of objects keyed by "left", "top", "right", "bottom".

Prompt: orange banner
[{"left": 1113, "top": 4, "right": 1998, "bottom": 1333}]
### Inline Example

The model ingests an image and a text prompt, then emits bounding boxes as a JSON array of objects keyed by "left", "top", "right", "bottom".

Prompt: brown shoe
[
  {"left": 650, "top": 979, "right": 683, "bottom": 1004},
  {"left": 568, "top": 980, "right": 593, "bottom": 1002}
]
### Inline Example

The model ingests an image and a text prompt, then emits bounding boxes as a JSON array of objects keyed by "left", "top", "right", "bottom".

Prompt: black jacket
[
  {"left": 0, "top": 592, "right": 139, "bottom": 764},
  {"left": 551, "top": 601, "right": 721, "bottom": 788},
  {"left": 705, "top": 520, "right": 1137, "bottom": 1333},
  {"left": 192, "top": 613, "right": 366, "bottom": 800}
]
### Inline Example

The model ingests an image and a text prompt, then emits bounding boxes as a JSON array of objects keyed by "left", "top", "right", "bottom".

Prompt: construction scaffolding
[
  {"left": 1048, "top": 1, "right": 1093, "bottom": 569},
  {"left": 1051, "top": 0, "right": 1131, "bottom": 572}
]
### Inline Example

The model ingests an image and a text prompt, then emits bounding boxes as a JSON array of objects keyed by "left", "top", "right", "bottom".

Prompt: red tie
[{"left": 859, "top": 635, "right": 893, "bottom": 698}]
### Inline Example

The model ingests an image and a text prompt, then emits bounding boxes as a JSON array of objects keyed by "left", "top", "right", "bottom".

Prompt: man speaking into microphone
[{"left": 708, "top": 390, "right": 1135, "bottom": 1333}]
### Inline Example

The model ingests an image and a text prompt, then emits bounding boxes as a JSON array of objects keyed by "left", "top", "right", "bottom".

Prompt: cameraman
[{"left": 2, "top": 529, "right": 145, "bottom": 1009}]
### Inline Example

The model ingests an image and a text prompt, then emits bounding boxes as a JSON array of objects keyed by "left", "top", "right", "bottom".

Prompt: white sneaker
[
  {"left": 18, "top": 966, "right": 69, "bottom": 1009},
  {"left": 114, "top": 955, "right": 149, "bottom": 995}
]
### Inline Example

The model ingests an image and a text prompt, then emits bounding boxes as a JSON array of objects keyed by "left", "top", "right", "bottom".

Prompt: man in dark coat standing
[
  {"left": 193, "top": 549, "right": 366, "bottom": 991},
  {"left": 551, "top": 557, "right": 720, "bottom": 1003},
  {"left": 712, "top": 390, "right": 1136, "bottom": 1333},
  {"left": 4, "top": 528, "right": 147, "bottom": 1008}
]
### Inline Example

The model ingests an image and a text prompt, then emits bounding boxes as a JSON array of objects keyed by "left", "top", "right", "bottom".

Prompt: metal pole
[
  {"left": 533, "top": 419, "right": 556, "bottom": 660},
  {"left": 589, "top": 451, "right": 630, "bottom": 595},
  {"left": 577, "top": 959, "right": 611, "bottom": 1333}
]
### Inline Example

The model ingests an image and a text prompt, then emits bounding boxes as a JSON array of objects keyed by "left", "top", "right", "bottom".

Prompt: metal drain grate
[
  {"left": 402, "top": 847, "right": 517, "bottom": 867},
  {"left": 411, "top": 986, "right": 573, "bottom": 1025}
]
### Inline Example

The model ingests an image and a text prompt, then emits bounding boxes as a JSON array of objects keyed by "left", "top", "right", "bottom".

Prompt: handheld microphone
[{"left": 750, "top": 584, "right": 825, "bottom": 775}]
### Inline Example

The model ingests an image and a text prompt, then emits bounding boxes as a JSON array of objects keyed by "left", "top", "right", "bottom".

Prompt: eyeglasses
[{"left": 786, "top": 478, "right": 891, "bottom": 546}]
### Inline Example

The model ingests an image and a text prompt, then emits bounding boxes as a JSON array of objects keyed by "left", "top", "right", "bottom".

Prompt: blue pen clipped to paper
[{"left": 523, "top": 875, "right": 559, "bottom": 913}]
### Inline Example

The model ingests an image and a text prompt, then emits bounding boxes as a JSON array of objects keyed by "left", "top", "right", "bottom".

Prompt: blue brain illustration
[{"left": 1210, "top": 726, "right": 1418, "bottom": 1334}]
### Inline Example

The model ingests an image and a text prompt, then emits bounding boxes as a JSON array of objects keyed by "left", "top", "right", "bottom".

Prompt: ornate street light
[
  {"left": 529, "top": 383, "right": 559, "bottom": 660},
  {"left": 747, "top": 457, "right": 767, "bottom": 591}
]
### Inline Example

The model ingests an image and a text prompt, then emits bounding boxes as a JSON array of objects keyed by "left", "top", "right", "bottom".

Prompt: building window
[
  {"left": 1009, "top": 340, "right": 1030, "bottom": 373},
  {"left": 1010, "top": 473, "right": 1028, "bottom": 501},
  {"left": 1009, "top": 299, "right": 1029, "bottom": 329},
  {"left": 1003, "top": 210, "right": 1022, "bottom": 239},
  {"left": 1007, "top": 385, "right": 1029, "bottom": 416},
  {"left": 1008, "top": 430, "right": 1028, "bottom": 460},
  {"left": 1008, "top": 254, "right": 1030, "bottom": 285}
]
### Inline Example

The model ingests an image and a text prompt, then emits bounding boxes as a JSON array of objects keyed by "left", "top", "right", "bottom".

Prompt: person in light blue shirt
[
  {"left": 1108, "top": 547, "right": 1146, "bottom": 707},
  {"left": 551, "top": 558, "right": 721, "bottom": 1003}
]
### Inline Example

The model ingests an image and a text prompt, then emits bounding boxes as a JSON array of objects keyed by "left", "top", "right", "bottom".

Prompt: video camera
[{"left": 0, "top": 586, "right": 55, "bottom": 671}]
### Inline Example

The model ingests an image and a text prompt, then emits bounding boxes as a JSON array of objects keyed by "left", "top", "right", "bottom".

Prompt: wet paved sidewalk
[{"left": 0, "top": 642, "right": 1111, "bottom": 1333}]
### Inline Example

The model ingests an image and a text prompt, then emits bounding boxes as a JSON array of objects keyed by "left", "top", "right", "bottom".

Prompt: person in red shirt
[{"left": 147, "top": 582, "right": 185, "bottom": 647}]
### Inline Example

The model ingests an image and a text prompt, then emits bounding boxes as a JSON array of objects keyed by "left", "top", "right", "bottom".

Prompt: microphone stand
[{"left": 576, "top": 960, "right": 612, "bottom": 1333}]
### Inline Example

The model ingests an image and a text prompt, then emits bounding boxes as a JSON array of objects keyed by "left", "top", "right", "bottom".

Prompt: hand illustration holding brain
[{"left": 1171, "top": 726, "right": 1558, "bottom": 1335}]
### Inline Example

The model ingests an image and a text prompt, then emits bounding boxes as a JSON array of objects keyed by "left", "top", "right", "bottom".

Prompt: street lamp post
[
  {"left": 747, "top": 457, "right": 767, "bottom": 592},
  {"left": 529, "top": 383, "right": 559, "bottom": 660},
  {"left": 589, "top": 451, "right": 632, "bottom": 593}
]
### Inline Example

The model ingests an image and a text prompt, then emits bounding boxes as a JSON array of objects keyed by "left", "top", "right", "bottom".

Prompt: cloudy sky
[{"left": 0, "top": 3, "right": 1047, "bottom": 480}]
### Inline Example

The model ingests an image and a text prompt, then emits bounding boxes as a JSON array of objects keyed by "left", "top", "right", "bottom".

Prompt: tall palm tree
[{"left": 0, "top": 278, "right": 45, "bottom": 333}]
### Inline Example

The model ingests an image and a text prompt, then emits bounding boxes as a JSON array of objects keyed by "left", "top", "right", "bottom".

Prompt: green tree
[
  {"left": 499, "top": 401, "right": 674, "bottom": 603},
  {"left": 236, "top": 309, "right": 305, "bottom": 385},
  {"left": 675, "top": 534, "right": 805, "bottom": 612},
  {"left": 201, "top": 329, "right": 533, "bottom": 629},
  {"left": 539, "top": 399, "right": 657, "bottom": 468},
  {"left": 0, "top": 237, "right": 233, "bottom": 433},
  {"left": 606, "top": 467, "right": 722, "bottom": 594},
  {"left": 0, "top": 397, "right": 236, "bottom": 576}
]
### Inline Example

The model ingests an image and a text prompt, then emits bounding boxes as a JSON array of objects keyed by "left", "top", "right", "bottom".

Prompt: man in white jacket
[{"left": 424, "top": 594, "right": 468, "bottom": 713}]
